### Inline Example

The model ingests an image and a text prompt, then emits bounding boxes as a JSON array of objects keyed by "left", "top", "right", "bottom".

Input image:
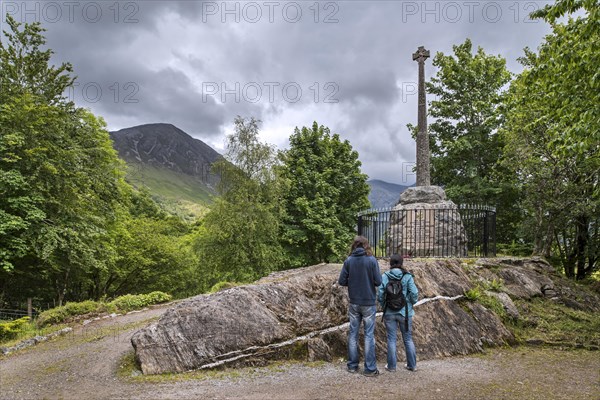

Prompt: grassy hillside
[{"left": 126, "top": 163, "right": 214, "bottom": 219}]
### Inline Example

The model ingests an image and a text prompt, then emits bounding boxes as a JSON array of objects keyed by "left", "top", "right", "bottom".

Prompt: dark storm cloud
[
  {"left": 73, "top": 63, "right": 228, "bottom": 136},
  {"left": 1, "top": 0, "right": 555, "bottom": 183},
  {"left": 2, "top": 0, "right": 264, "bottom": 137}
]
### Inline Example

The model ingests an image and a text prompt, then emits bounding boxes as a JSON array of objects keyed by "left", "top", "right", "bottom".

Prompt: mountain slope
[
  {"left": 110, "top": 123, "right": 221, "bottom": 179},
  {"left": 110, "top": 123, "right": 222, "bottom": 217},
  {"left": 367, "top": 179, "right": 411, "bottom": 208},
  {"left": 109, "top": 124, "right": 410, "bottom": 215}
]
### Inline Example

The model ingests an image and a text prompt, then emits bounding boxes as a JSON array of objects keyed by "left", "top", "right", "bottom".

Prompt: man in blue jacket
[
  {"left": 378, "top": 254, "right": 418, "bottom": 372},
  {"left": 338, "top": 236, "right": 382, "bottom": 376}
]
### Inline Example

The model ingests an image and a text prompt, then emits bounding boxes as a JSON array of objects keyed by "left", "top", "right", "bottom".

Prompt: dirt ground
[{"left": 1, "top": 305, "right": 598, "bottom": 400}]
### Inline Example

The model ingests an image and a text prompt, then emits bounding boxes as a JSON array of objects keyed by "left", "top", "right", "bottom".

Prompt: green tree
[
  {"left": 0, "top": 15, "right": 74, "bottom": 105},
  {"left": 0, "top": 17, "right": 123, "bottom": 305},
  {"left": 0, "top": 16, "right": 205, "bottom": 307},
  {"left": 195, "top": 117, "right": 284, "bottom": 286},
  {"left": 502, "top": 1, "right": 599, "bottom": 278},
  {"left": 85, "top": 185, "right": 199, "bottom": 299},
  {"left": 279, "top": 122, "right": 370, "bottom": 266},
  {"left": 104, "top": 215, "right": 197, "bottom": 298},
  {"left": 419, "top": 38, "right": 519, "bottom": 244}
]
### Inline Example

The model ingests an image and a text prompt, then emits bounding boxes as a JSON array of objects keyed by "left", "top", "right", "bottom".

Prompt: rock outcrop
[
  {"left": 131, "top": 258, "right": 589, "bottom": 375},
  {"left": 399, "top": 185, "right": 447, "bottom": 204}
]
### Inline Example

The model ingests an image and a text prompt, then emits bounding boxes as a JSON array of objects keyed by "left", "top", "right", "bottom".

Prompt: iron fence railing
[
  {"left": 0, "top": 309, "right": 38, "bottom": 321},
  {"left": 357, "top": 204, "right": 496, "bottom": 258}
]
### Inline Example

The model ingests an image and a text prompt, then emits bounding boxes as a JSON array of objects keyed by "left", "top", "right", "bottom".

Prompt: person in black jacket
[{"left": 338, "top": 236, "right": 382, "bottom": 376}]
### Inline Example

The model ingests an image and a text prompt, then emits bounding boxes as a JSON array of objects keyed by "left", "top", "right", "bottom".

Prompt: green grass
[
  {"left": 461, "top": 285, "right": 508, "bottom": 321},
  {"left": 510, "top": 298, "right": 600, "bottom": 346},
  {"left": 34, "top": 291, "right": 171, "bottom": 328},
  {"left": 208, "top": 281, "right": 242, "bottom": 293},
  {"left": 479, "top": 294, "right": 507, "bottom": 319},
  {"left": 126, "top": 163, "right": 213, "bottom": 218},
  {"left": 0, "top": 291, "right": 171, "bottom": 347},
  {"left": 35, "top": 300, "right": 115, "bottom": 327},
  {"left": 75, "top": 317, "right": 159, "bottom": 345},
  {"left": 0, "top": 321, "right": 70, "bottom": 348},
  {"left": 117, "top": 350, "right": 246, "bottom": 383},
  {"left": 465, "top": 347, "right": 600, "bottom": 400},
  {"left": 117, "top": 351, "right": 326, "bottom": 383}
]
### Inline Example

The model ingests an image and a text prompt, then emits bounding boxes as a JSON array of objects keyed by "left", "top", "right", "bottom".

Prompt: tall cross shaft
[{"left": 413, "top": 46, "right": 431, "bottom": 187}]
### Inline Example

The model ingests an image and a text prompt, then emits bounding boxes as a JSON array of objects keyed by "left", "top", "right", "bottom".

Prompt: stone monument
[{"left": 387, "top": 46, "right": 467, "bottom": 257}]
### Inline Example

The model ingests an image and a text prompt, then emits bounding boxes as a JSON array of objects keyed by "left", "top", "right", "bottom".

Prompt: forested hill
[{"left": 109, "top": 123, "right": 222, "bottom": 215}]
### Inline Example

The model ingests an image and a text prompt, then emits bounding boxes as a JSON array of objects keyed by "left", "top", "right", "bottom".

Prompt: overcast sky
[{"left": 1, "top": 0, "right": 556, "bottom": 184}]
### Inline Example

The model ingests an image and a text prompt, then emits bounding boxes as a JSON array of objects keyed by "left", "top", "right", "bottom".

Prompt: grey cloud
[{"left": 2, "top": 0, "right": 555, "bottom": 183}]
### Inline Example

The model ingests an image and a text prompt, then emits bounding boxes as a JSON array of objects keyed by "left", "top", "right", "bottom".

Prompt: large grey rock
[
  {"left": 472, "top": 258, "right": 555, "bottom": 299},
  {"left": 384, "top": 185, "right": 468, "bottom": 257},
  {"left": 132, "top": 257, "right": 598, "bottom": 375},
  {"left": 132, "top": 259, "right": 522, "bottom": 375},
  {"left": 399, "top": 186, "right": 447, "bottom": 205},
  {"left": 131, "top": 264, "right": 347, "bottom": 374}
]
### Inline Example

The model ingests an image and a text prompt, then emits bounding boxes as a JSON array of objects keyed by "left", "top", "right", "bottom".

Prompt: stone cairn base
[{"left": 387, "top": 186, "right": 467, "bottom": 257}]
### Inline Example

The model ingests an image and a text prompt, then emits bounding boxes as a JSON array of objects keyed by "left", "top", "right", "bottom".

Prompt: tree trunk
[
  {"left": 542, "top": 222, "right": 554, "bottom": 258},
  {"left": 575, "top": 215, "right": 589, "bottom": 280},
  {"left": 56, "top": 266, "right": 71, "bottom": 307},
  {"left": 564, "top": 230, "right": 577, "bottom": 279},
  {"left": 533, "top": 207, "right": 546, "bottom": 255}
]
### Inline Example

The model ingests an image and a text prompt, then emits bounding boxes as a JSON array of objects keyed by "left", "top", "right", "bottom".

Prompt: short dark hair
[{"left": 390, "top": 254, "right": 403, "bottom": 268}]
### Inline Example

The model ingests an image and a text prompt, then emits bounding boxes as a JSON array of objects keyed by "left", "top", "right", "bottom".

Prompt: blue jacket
[
  {"left": 377, "top": 268, "right": 419, "bottom": 317},
  {"left": 338, "top": 248, "right": 382, "bottom": 306}
]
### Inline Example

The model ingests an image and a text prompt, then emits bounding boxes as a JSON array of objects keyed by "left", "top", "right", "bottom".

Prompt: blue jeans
[
  {"left": 384, "top": 314, "right": 416, "bottom": 370},
  {"left": 347, "top": 304, "right": 377, "bottom": 372}
]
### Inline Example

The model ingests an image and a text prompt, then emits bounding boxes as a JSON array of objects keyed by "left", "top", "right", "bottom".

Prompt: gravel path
[{"left": 1, "top": 306, "right": 598, "bottom": 400}]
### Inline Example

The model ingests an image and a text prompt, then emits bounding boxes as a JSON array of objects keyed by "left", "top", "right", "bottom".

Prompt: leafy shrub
[
  {"left": 37, "top": 307, "right": 70, "bottom": 327},
  {"left": 464, "top": 287, "right": 482, "bottom": 301},
  {"left": 0, "top": 317, "right": 31, "bottom": 340},
  {"left": 483, "top": 278, "right": 505, "bottom": 292},
  {"left": 109, "top": 291, "right": 172, "bottom": 312},
  {"left": 64, "top": 300, "right": 105, "bottom": 316},
  {"left": 109, "top": 294, "right": 148, "bottom": 312},
  {"left": 144, "top": 291, "right": 172, "bottom": 304},
  {"left": 37, "top": 292, "right": 172, "bottom": 327},
  {"left": 497, "top": 241, "right": 534, "bottom": 257},
  {"left": 582, "top": 271, "right": 600, "bottom": 295},
  {"left": 37, "top": 300, "right": 109, "bottom": 327}
]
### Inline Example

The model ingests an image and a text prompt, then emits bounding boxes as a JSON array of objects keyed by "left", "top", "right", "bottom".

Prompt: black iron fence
[{"left": 357, "top": 204, "right": 496, "bottom": 258}]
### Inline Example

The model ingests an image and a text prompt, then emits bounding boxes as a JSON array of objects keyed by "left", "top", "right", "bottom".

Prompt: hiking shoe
[
  {"left": 384, "top": 364, "right": 396, "bottom": 372},
  {"left": 347, "top": 367, "right": 359, "bottom": 373},
  {"left": 404, "top": 365, "right": 417, "bottom": 372},
  {"left": 362, "top": 369, "right": 380, "bottom": 377}
]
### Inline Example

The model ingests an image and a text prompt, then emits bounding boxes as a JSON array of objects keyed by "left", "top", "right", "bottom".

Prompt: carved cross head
[{"left": 412, "top": 46, "right": 430, "bottom": 62}]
